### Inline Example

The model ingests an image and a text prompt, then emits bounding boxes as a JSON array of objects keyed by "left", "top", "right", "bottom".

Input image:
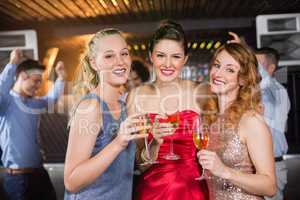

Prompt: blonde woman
[{"left": 64, "top": 28, "right": 149, "bottom": 200}]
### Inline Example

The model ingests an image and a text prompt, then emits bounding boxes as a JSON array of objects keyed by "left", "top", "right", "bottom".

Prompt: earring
[{"left": 149, "top": 66, "right": 156, "bottom": 83}]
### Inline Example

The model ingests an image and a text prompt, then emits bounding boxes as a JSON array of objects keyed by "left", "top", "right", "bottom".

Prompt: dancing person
[
  {"left": 0, "top": 49, "right": 65, "bottom": 200},
  {"left": 255, "top": 47, "right": 290, "bottom": 200},
  {"left": 228, "top": 32, "right": 290, "bottom": 200}
]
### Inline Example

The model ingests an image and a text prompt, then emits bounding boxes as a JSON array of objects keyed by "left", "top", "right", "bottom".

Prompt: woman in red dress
[{"left": 127, "top": 20, "right": 209, "bottom": 200}]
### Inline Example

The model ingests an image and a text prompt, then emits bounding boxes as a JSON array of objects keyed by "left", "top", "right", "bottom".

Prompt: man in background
[
  {"left": 126, "top": 59, "right": 150, "bottom": 90},
  {"left": 228, "top": 32, "right": 291, "bottom": 200},
  {"left": 256, "top": 47, "right": 290, "bottom": 200},
  {"left": 0, "top": 49, "right": 66, "bottom": 200}
]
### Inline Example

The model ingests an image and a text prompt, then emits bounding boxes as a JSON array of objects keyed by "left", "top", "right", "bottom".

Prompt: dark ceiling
[{"left": 0, "top": 0, "right": 299, "bottom": 28}]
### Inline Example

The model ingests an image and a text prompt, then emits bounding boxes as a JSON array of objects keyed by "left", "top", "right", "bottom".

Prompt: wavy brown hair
[{"left": 202, "top": 43, "right": 262, "bottom": 127}]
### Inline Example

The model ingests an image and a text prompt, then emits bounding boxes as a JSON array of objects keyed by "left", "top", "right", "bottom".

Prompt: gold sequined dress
[{"left": 207, "top": 122, "right": 263, "bottom": 200}]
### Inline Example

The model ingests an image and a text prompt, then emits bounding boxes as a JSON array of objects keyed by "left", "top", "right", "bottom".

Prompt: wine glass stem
[
  {"left": 144, "top": 137, "right": 150, "bottom": 159},
  {"left": 201, "top": 168, "right": 205, "bottom": 178},
  {"left": 195, "top": 168, "right": 205, "bottom": 180},
  {"left": 170, "top": 138, "right": 174, "bottom": 154}
]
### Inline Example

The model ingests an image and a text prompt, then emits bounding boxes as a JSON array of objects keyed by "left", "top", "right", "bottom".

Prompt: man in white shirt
[
  {"left": 256, "top": 47, "right": 291, "bottom": 200},
  {"left": 228, "top": 32, "right": 291, "bottom": 200}
]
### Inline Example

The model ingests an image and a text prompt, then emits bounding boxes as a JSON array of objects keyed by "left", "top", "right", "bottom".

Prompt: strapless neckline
[{"left": 147, "top": 109, "right": 199, "bottom": 116}]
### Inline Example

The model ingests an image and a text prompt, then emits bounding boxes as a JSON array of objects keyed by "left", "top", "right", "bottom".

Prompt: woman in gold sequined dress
[{"left": 197, "top": 43, "right": 276, "bottom": 200}]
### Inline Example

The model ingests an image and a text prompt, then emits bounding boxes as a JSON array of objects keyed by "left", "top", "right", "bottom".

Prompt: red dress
[{"left": 136, "top": 110, "right": 209, "bottom": 200}]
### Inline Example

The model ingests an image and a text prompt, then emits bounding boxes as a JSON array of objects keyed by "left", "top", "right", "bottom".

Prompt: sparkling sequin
[{"left": 207, "top": 121, "right": 263, "bottom": 200}]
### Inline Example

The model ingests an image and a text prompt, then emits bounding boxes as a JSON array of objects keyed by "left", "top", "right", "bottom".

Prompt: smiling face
[
  {"left": 91, "top": 34, "right": 131, "bottom": 87},
  {"left": 150, "top": 39, "right": 187, "bottom": 82},
  {"left": 210, "top": 50, "right": 241, "bottom": 96},
  {"left": 19, "top": 72, "right": 43, "bottom": 97}
]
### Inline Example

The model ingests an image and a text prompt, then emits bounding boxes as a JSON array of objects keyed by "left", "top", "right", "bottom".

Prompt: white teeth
[
  {"left": 161, "top": 69, "right": 174, "bottom": 75},
  {"left": 113, "top": 68, "right": 126, "bottom": 75},
  {"left": 213, "top": 79, "right": 225, "bottom": 85}
]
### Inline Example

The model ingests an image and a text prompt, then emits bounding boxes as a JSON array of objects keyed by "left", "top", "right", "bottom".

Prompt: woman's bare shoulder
[
  {"left": 133, "top": 83, "right": 156, "bottom": 95},
  {"left": 238, "top": 109, "right": 270, "bottom": 141}
]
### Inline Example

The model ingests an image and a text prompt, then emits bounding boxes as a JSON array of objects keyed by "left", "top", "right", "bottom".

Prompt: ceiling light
[
  {"left": 192, "top": 42, "right": 198, "bottom": 49},
  {"left": 98, "top": 0, "right": 108, "bottom": 9},
  {"left": 123, "top": 0, "right": 130, "bottom": 6},
  {"left": 141, "top": 44, "right": 146, "bottom": 50},
  {"left": 199, "top": 42, "right": 206, "bottom": 49},
  {"left": 206, "top": 41, "right": 213, "bottom": 50},
  {"left": 214, "top": 41, "right": 222, "bottom": 49},
  {"left": 111, "top": 0, "right": 118, "bottom": 7},
  {"left": 133, "top": 44, "right": 139, "bottom": 50}
]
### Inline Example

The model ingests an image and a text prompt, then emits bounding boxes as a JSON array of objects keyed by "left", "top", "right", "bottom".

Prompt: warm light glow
[
  {"left": 40, "top": 48, "right": 59, "bottom": 95},
  {"left": 188, "top": 42, "right": 191, "bottom": 48},
  {"left": 192, "top": 42, "right": 198, "bottom": 49},
  {"left": 149, "top": 0, "right": 154, "bottom": 6},
  {"left": 206, "top": 41, "right": 213, "bottom": 50},
  {"left": 15, "top": 3, "right": 21, "bottom": 8},
  {"left": 141, "top": 44, "right": 146, "bottom": 50},
  {"left": 111, "top": 0, "right": 118, "bottom": 7},
  {"left": 98, "top": 0, "right": 108, "bottom": 8},
  {"left": 128, "top": 45, "right": 132, "bottom": 50},
  {"left": 123, "top": 0, "right": 130, "bottom": 6},
  {"left": 200, "top": 42, "right": 206, "bottom": 49},
  {"left": 133, "top": 44, "right": 139, "bottom": 50},
  {"left": 214, "top": 41, "right": 222, "bottom": 49},
  {"left": 137, "top": 0, "right": 142, "bottom": 7},
  {"left": 44, "top": 48, "right": 59, "bottom": 78}
]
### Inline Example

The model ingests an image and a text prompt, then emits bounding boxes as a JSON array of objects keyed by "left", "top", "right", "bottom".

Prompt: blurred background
[{"left": 0, "top": 0, "right": 299, "bottom": 199}]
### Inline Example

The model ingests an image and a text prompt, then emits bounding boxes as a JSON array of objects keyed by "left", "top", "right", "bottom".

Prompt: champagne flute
[
  {"left": 163, "top": 111, "right": 180, "bottom": 160},
  {"left": 139, "top": 114, "right": 159, "bottom": 166},
  {"left": 193, "top": 116, "right": 209, "bottom": 180}
]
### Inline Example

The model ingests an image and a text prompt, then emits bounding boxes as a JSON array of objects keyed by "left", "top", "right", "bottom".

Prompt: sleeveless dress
[
  {"left": 207, "top": 120, "right": 263, "bottom": 200},
  {"left": 136, "top": 110, "right": 209, "bottom": 200},
  {"left": 64, "top": 93, "right": 136, "bottom": 200}
]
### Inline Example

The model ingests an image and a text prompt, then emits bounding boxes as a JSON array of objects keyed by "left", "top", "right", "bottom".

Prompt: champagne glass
[
  {"left": 193, "top": 116, "right": 209, "bottom": 180},
  {"left": 163, "top": 111, "right": 180, "bottom": 160},
  {"left": 139, "top": 114, "right": 159, "bottom": 166}
]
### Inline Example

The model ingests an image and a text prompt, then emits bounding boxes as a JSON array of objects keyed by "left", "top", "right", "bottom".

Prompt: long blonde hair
[
  {"left": 203, "top": 43, "right": 262, "bottom": 127},
  {"left": 69, "top": 28, "right": 124, "bottom": 126}
]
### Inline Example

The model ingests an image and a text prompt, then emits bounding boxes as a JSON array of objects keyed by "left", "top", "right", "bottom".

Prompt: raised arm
[
  {"left": 42, "top": 61, "right": 65, "bottom": 106},
  {"left": 0, "top": 49, "right": 23, "bottom": 107}
]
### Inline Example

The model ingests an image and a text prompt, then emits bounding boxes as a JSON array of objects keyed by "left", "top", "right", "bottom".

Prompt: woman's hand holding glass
[
  {"left": 162, "top": 112, "right": 181, "bottom": 160},
  {"left": 139, "top": 114, "right": 175, "bottom": 166},
  {"left": 197, "top": 150, "right": 231, "bottom": 180},
  {"left": 115, "top": 114, "right": 151, "bottom": 150},
  {"left": 193, "top": 117, "right": 209, "bottom": 180},
  {"left": 152, "top": 115, "right": 176, "bottom": 145}
]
